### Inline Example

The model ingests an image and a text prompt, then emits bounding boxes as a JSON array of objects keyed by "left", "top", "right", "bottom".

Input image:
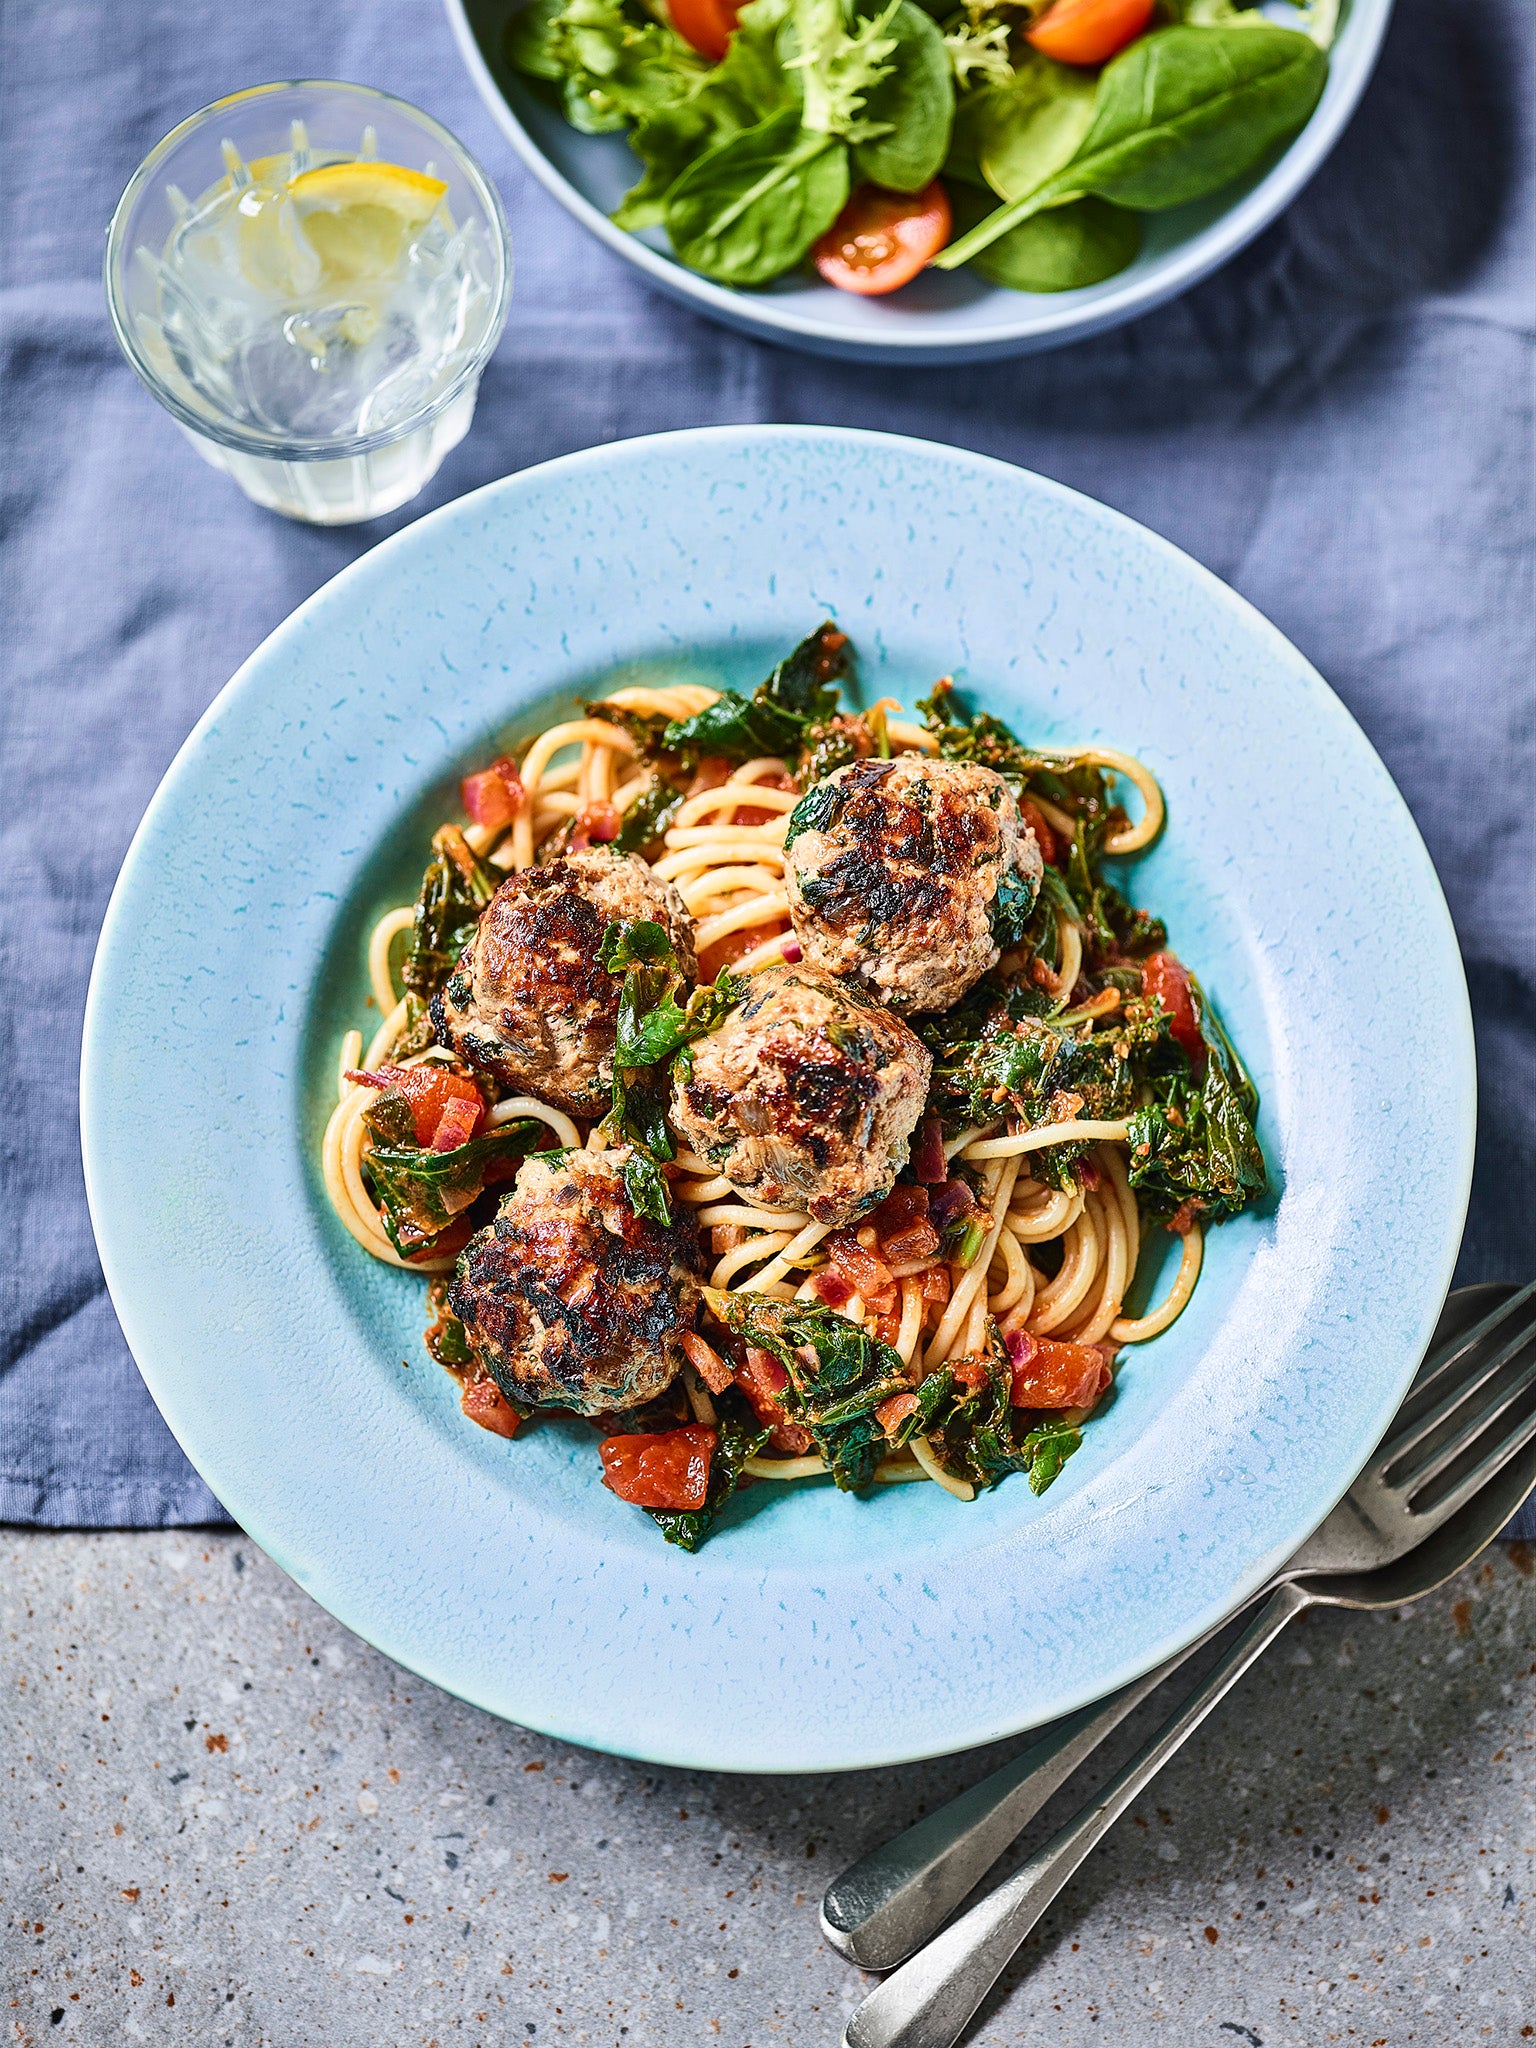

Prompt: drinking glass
[{"left": 106, "top": 82, "right": 511, "bottom": 525}]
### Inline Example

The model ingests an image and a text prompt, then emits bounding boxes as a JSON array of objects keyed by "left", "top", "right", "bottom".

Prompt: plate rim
[
  {"left": 80, "top": 423, "right": 1475, "bottom": 1771},
  {"left": 444, "top": 0, "right": 1398, "bottom": 364}
]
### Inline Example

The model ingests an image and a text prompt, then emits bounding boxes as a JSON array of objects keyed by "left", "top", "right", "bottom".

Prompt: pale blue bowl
[
  {"left": 447, "top": 0, "right": 1395, "bottom": 364},
  {"left": 81, "top": 427, "right": 1471, "bottom": 1771}
]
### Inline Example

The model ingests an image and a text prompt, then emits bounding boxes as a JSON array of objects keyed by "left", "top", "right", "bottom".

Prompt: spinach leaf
[
  {"left": 851, "top": 0, "right": 954, "bottom": 192},
  {"left": 701, "top": 1290, "right": 912, "bottom": 1491},
  {"left": 664, "top": 109, "right": 849, "bottom": 286},
  {"left": 937, "top": 24, "right": 1328, "bottom": 269},
  {"left": 943, "top": 84, "right": 1006, "bottom": 189},
  {"left": 953, "top": 173, "right": 1140, "bottom": 293},
  {"left": 1126, "top": 980, "right": 1266, "bottom": 1223},
  {"left": 988, "top": 858, "right": 1045, "bottom": 948},
  {"left": 645, "top": 1401, "right": 771, "bottom": 1550},
  {"left": 663, "top": 621, "right": 852, "bottom": 764},
  {"left": 974, "top": 49, "right": 1096, "bottom": 203},
  {"left": 1017, "top": 1417, "right": 1083, "bottom": 1494},
  {"left": 600, "top": 921, "right": 746, "bottom": 1222},
  {"left": 361, "top": 1095, "right": 542, "bottom": 1258},
  {"left": 929, "top": 1348, "right": 1085, "bottom": 1494},
  {"left": 612, "top": 778, "right": 684, "bottom": 853},
  {"left": 424, "top": 1282, "right": 477, "bottom": 1370},
  {"left": 614, "top": 0, "right": 798, "bottom": 229},
  {"left": 401, "top": 826, "right": 497, "bottom": 1002}
]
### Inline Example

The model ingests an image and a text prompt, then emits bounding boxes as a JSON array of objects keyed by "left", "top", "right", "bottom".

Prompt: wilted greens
[
  {"left": 599, "top": 919, "right": 746, "bottom": 1221},
  {"left": 702, "top": 1291, "right": 1083, "bottom": 1498},
  {"left": 361, "top": 1093, "right": 543, "bottom": 1258}
]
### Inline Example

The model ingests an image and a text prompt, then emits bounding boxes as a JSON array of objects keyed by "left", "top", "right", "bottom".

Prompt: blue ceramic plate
[
  {"left": 447, "top": 0, "right": 1394, "bottom": 365},
  {"left": 82, "top": 427, "right": 1472, "bottom": 1771}
]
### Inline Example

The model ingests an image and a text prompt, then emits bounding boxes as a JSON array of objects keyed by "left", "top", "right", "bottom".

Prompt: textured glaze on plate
[
  {"left": 82, "top": 427, "right": 1472, "bottom": 1771},
  {"left": 446, "top": 0, "right": 1394, "bottom": 365}
]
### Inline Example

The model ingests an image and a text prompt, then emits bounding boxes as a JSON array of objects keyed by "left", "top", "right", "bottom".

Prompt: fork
[
  {"left": 823, "top": 1281, "right": 1536, "bottom": 1973},
  {"left": 839, "top": 1278, "right": 1536, "bottom": 2048}
]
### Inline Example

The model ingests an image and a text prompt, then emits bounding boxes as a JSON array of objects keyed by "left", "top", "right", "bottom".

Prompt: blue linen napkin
[{"left": 1, "top": 0, "right": 1531, "bottom": 1534}]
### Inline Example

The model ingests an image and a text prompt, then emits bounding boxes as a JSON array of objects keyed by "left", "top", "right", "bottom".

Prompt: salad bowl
[{"left": 447, "top": 0, "right": 1394, "bottom": 363}]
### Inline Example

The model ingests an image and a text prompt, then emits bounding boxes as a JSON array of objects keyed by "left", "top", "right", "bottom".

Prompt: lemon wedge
[{"left": 288, "top": 161, "right": 449, "bottom": 283}]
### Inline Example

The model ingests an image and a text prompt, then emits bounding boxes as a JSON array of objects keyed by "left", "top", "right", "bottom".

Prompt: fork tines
[{"left": 1377, "top": 1280, "right": 1536, "bottom": 1518}]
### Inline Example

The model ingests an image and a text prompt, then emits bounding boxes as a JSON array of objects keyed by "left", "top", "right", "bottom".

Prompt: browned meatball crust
[
  {"left": 449, "top": 1149, "right": 702, "bottom": 1415},
  {"left": 783, "top": 757, "right": 1042, "bottom": 1013},
  {"left": 431, "top": 849, "right": 696, "bottom": 1117},
  {"left": 670, "top": 963, "right": 931, "bottom": 1227}
]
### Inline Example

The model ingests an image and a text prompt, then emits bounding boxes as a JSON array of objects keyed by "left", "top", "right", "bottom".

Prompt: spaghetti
[{"left": 320, "top": 632, "right": 1265, "bottom": 1539}]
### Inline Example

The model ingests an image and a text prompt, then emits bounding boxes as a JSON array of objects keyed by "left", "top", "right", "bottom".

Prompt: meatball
[
  {"left": 432, "top": 849, "right": 696, "bottom": 1117},
  {"left": 670, "top": 963, "right": 931, "bottom": 1227},
  {"left": 783, "top": 757, "right": 1043, "bottom": 1013},
  {"left": 450, "top": 1149, "right": 702, "bottom": 1415}
]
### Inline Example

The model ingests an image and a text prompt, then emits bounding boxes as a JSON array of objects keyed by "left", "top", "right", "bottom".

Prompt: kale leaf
[
  {"left": 924, "top": 976, "right": 1160, "bottom": 1126},
  {"left": 600, "top": 920, "right": 746, "bottom": 1223},
  {"left": 662, "top": 623, "right": 852, "bottom": 766},
  {"left": 700, "top": 1290, "right": 910, "bottom": 1491},
  {"left": 930, "top": 1347, "right": 1085, "bottom": 1496},
  {"left": 613, "top": 778, "right": 684, "bottom": 853},
  {"left": 1126, "top": 981, "right": 1266, "bottom": 1224},
  {"left": 361, "top": 1094, "right": 542, "bottom": 1258},
  {"left": 401, "top": 826, "right": 498, "bottom": 1002},
  {"left": 644, "top": 1399, "right": 771, "bottom": 1551}
]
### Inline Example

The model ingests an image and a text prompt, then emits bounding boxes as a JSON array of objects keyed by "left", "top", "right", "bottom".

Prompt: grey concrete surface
[{"left": 3, "top": 1531, "right": 1532, "bottom": 2048}]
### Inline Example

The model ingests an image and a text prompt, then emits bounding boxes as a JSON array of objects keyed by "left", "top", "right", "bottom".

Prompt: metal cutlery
[{"left": 831, "top": 1277, "right": 1536, "bottom": 2015}]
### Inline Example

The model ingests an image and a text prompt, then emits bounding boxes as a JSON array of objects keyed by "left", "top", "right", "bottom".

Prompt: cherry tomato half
[
  {"left": 1140, "top": 951, "right": 1204, "bottom": 1064},
  {"left": 599, "top": 1425, "right": 714, "bottom": 1511},
  {"left": 668, "top": 0, "right": 739, "bottom": 61},
  {"left": 813, "top": 182, "right": 952, "bottom": 297},
  {"left": 1026, "top": 0, "right": 1155, "bottom": 68}
]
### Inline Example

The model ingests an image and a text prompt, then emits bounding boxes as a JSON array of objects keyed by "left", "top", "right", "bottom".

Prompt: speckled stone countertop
[{"left": 4, "top": 1531, "right": 1531, "bottom": 2047}]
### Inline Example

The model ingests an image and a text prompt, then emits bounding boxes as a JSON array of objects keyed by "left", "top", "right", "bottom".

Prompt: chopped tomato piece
[
  {"left": 351, "top": 1063, "right": 484, "bottom": 1147},
  {"left": 1141, "top": 951, "right": 1204, "bottom": 1064},
  {"left": 667, "top": 0, "right": 739, "bottom": 61},
  {"left": 875, "top": 1390, "right": 919, "bottom": 1437},
  {"left": 1026, "top": 0, "right": 1154, "bottom": 66},
  {"left": 460, "top": 1377, "right": 521, "bottom": 1438},
  {"left": 950, "top": 1355, "right": 989, "bottom": 1392},
  {"left": 814, "top": 182, "right": 952, "bottom": 296},
  {"left": 430, "top": 1095, "right": 481, "bottom": 1153},
  {"left": 570, "top": 800, "right": 620, "bottom": 850},
  {"left": 884, "top": 1220, "right": 942, "bottom": 1263},
  {"left": 1006, "top": 1331, "right": 1113, "bottom": 1410},
  {"left": 680, "top": 1329, "right": 734, "bottom": 1394},
  {"left": 1018, "top": 798, "right": 1059, "bottom": 866},
  {"left": 825, "top": 1230, "right": 896, "bottom": 1298},
  {"left": 685, "top": 758, "right": 734, "bottom": 797},
  {"left": 870, "top": 1186, "right": 929, "bottom": 1237},
  {"left": 697, "top": 921, "right": 787, "bottom": 981},
  {"left": 461, "top": 755, "right": 524, "bottom": 833},
  {"left": 736, "top": 1347, "right": 813, "bottom": 1454},
  {"left": 599, "top": 1425, "right": 714, "bottom": 1511}
]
